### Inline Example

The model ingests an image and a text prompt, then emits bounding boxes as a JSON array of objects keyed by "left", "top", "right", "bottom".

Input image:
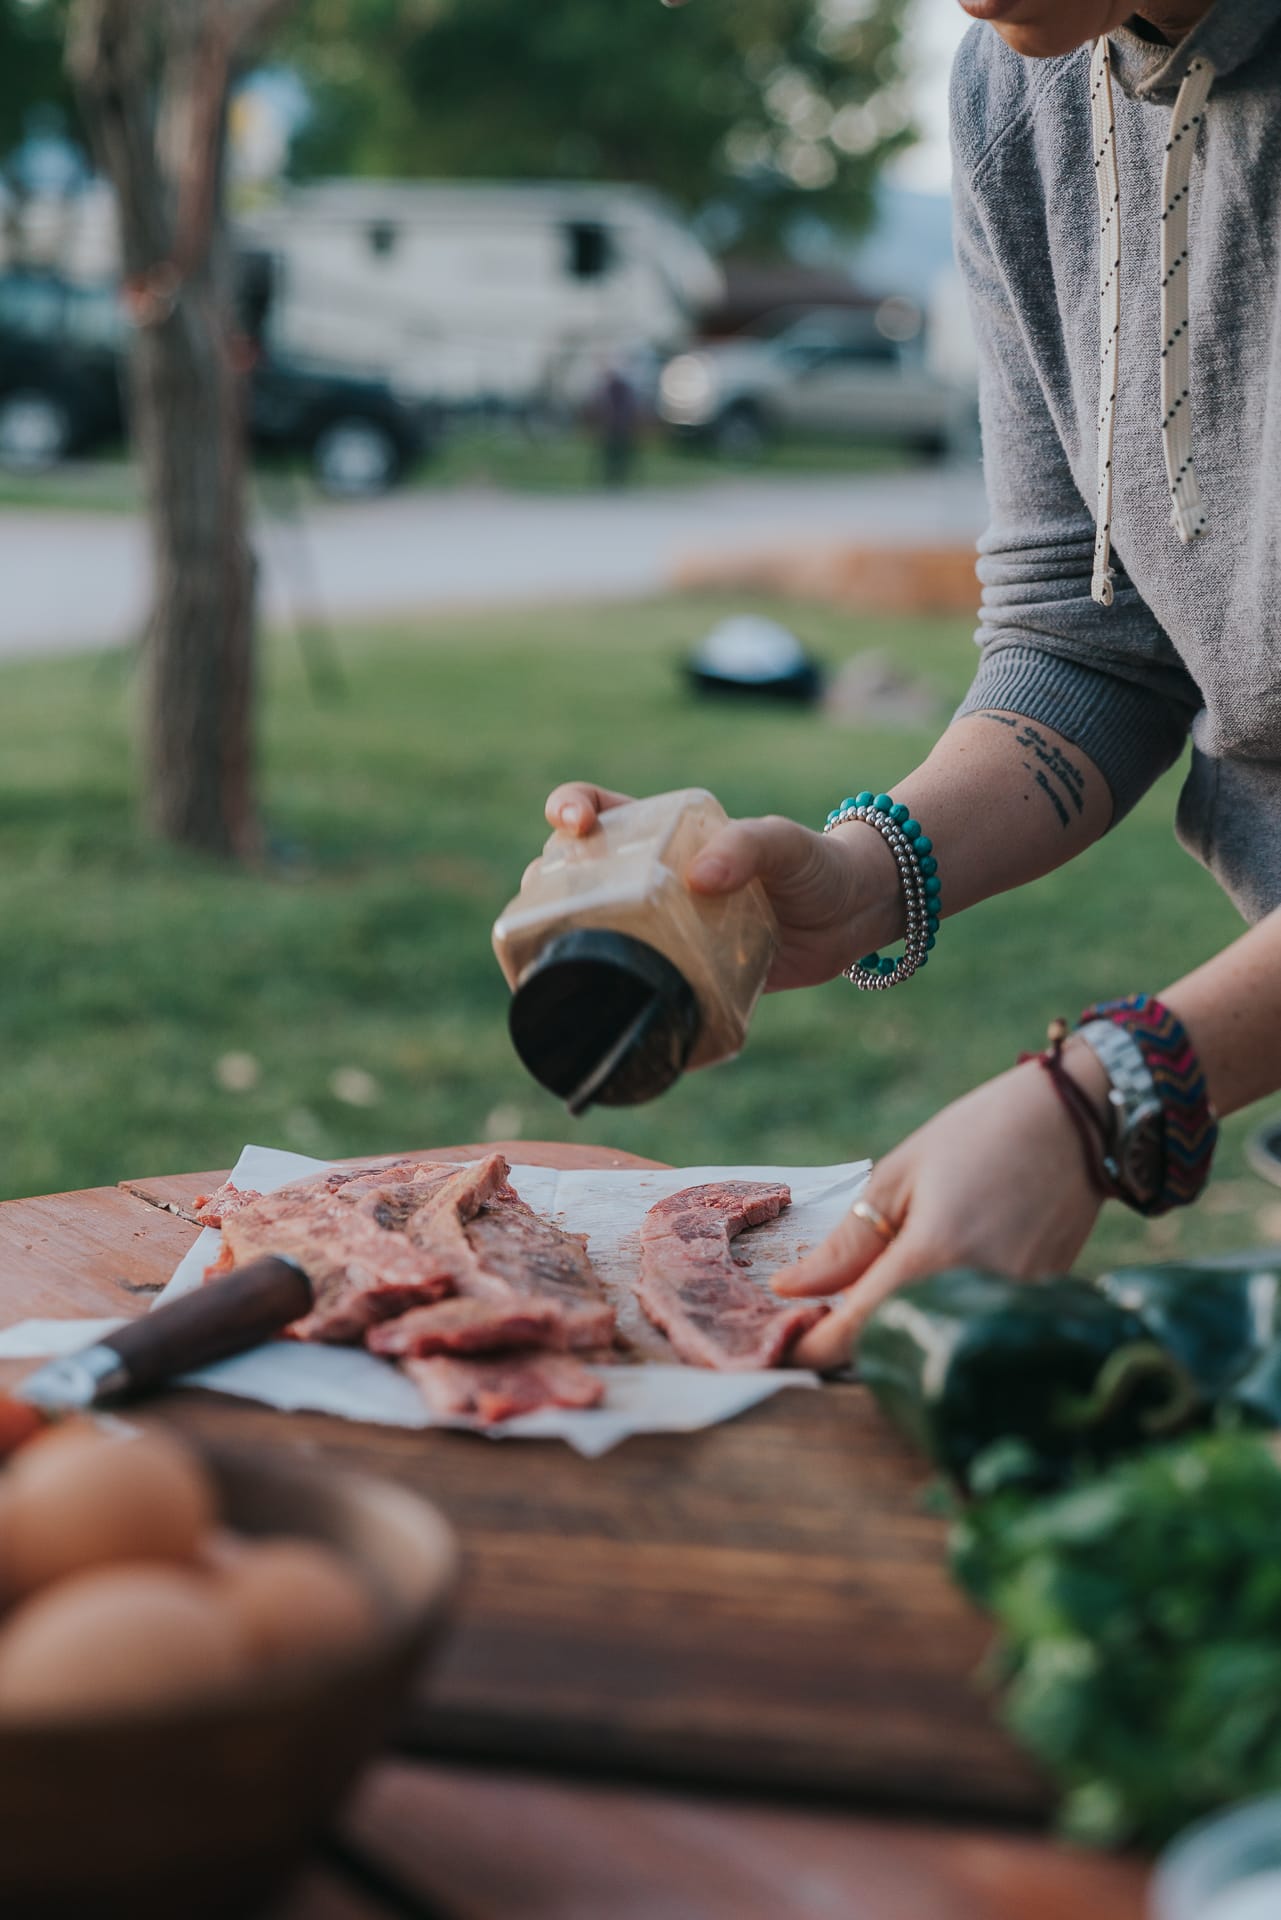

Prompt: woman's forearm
[
  {"left": 835, "top": 709, "right": 1114, "bottom": 956},
  {"left": 1160, "top": 907, "right": 1281, "bottom": 1117}
]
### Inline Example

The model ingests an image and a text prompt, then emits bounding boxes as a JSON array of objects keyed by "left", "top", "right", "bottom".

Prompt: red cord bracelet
[{"left": 1019, "top": 1020, "right": 1120, "bottom": 1202}]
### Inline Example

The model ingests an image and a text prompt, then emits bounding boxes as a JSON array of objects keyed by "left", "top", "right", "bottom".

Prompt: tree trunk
[
  {"left": 130, "top": 262, "right": 258, "bottom": 857},
  {"left": 70, "top": 0, "right": 261, "bottom": 860}
]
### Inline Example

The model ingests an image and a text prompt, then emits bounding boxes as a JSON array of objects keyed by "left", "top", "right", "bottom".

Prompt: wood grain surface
[
  {"left": 323, "top": 1760, "right": 1147, "bottom": 1920},
  {"left": 0, "top": 1145, "right": 1046, "bottom": 1821}
]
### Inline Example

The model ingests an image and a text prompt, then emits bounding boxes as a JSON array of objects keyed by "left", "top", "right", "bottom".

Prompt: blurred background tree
[
  {"left": 66, "top": 0, "right": 294, "bottom": 861},
  {"left": 289, "top": 0, "right": 913, "bottom": 252}
]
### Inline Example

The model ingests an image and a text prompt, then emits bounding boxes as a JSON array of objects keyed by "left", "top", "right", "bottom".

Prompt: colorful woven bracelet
[
  {"left": 823, "top": 791, "right": 939, "bottom": 991},
  {"left": 1077, "top": 994, "right": 1219, "bottom": 1214}
]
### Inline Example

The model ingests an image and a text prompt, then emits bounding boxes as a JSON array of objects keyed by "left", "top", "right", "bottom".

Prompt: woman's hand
[
  {"left": 778, "top": 1058, "right": 1107, "bottom": 1372},
  {"left": 541, "top": 781, "right": 902, "bottom": 992}
]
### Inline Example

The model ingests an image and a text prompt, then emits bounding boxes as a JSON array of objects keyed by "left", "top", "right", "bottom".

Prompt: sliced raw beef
[
  {"left": 637, "top": 1182, "right": 826, "bottom": 1370},
  {"left": 343, "top": 1164, "right": 465, "bottom": 1232},
  {"left": 461, "top": 1195, "right": 615, "bottom": 1349},
  {"left": 192, "top": 1181, "right": 264, "bottom": 1228},
  {"left": 220, "top": 1192, "right": 453, "bottom": 1342},
  {"left": 370, "top": 1184, "right": 615, "bottom": 1358},
  {"left": 192, "top": 1159, "right": 440, "bottom": 1229},
  {"left": 324, "top": 1159, "right": 433, "bottom": 1192},
  {"left": 368, "top": 1296, "right": 560, "bottom": 1358},
  {"left": 221, "top": 1156, "right": 510, "bottom": 1342},
  {"left": 395, "top": 1153, "right": 515, "bottom": 1290},
  {"left": 404, "top": 1352, "right": 604, "bottom": 1425},
  {"left": 330, "top": 1160, "right": 456, "bottom": 1207}
]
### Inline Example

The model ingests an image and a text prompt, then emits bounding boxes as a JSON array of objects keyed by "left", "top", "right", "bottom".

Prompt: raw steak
[
  {"left": 331, "top": 1161, "right": 456, "bottom": 1215},
  {"left": 371, "top": 1187, "right": 615, "bottom": 1357},
  {"left": 637, "top": 1182, "right": 826, "bottom": 1370},
  {"left": 193, "top": 1181, "right": 264, "bottom": 1228},
  {"left": 404, "top": 1352, "right": 604, "bottom": 1425},
  {"left": 459, "top": 1193, "right": 614, "bottom": 1348},
  {"left": 221, "top": 1156, "right": 510, "bottom": 1342},
  {"left": 191, "top": 1159, "right": 439, "bottom": 1228},
  {"left": 368, "top": 1296, "right": 560, "bottom": 1358}
]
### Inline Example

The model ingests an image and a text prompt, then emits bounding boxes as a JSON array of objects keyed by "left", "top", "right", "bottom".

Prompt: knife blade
[{"left": 13, "top": 1255, "right": 314, "bottom": 1418}]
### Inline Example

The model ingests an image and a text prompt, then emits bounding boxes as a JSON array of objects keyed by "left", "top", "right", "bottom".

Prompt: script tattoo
[{"left": 980, "top": 712, "right": 1086, "bottom": 831}]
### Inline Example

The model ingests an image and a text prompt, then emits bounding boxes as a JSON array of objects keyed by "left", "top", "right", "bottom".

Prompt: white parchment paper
[{"left": 0, "top": 1143, "right": 869, "bottom": 1458}]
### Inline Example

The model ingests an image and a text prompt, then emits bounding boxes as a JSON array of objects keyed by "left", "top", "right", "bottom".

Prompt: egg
[
  {"left": 0, "top": 1566, "right": 246, "bottom": 1720},
  {"left": 196, "top": 1526, "right": 252, "bottom": 1577},
  {"left": 216, "top": 1538, "right": 376, "bottom": 1673},
  {"left": 1, "top": 1425, "right": 215, "bottom": 1599}
]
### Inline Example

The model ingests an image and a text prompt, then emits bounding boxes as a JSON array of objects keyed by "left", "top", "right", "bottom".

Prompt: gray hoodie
[{"left": 951, "top": 1, "right": 1281, "bottom": 922}]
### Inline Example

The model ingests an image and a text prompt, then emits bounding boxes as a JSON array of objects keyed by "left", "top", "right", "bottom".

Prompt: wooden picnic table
[{"left": 0, "top": 1142, "right": 1150, "bottom": 1919}]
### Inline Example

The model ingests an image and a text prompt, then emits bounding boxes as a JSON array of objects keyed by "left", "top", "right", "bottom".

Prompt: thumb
[
  {"left": 790, "top": 1232, "right": 936, "bottom": 1373},
  {"left": 686, "top": 815, "right": 824, "bottom": 898}
]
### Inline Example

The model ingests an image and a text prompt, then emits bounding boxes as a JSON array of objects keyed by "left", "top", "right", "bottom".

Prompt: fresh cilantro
[{"left": 952, "top": 1433, "right": 1281, "bottom": 1847}]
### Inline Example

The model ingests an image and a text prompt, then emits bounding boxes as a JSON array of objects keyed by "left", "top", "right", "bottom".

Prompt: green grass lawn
[
  {"left": 0, "top": 593, "right": 1271, "bottom": 1277},
  {"left": 415, "top": 423, "right": 910, "bottom": 494}
]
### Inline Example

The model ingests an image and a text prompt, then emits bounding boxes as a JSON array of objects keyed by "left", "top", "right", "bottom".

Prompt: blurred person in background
[
  {"left": 594, "top": 358, "right": 639, "bottom": 489},
  {"left": 543, "top": 0, "right": 1281, "bottom": 1369}
]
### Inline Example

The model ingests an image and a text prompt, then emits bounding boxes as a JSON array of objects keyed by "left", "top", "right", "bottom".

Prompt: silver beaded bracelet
[{"left": 822, "top": 793, "right": 940, "bottom": 991}]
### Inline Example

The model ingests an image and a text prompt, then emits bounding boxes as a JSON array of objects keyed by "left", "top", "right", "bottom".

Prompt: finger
[
  {"left": 543, "top": 783, "right": 634, "bottom": 836},
  {"left": 521, "top": 857, "right": 542, "bottom": 889},
  {"left": 772, "top": 1204, "right": 894, "bottom": 1298},
  {"left": 791, "top": 1235, "right": 936, "bottom": 1372},
  {"left": 686, "top": 815, "right": 824, "bottom": 896}
]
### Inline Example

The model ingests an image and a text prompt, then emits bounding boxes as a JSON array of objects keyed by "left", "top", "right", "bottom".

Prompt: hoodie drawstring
[
  {"left": 1160, "top": 54, "right": 1214, "bottom": 543},
  {"left": 1089, "top": 39, "right": 1216, "bottom": 609},
  {"left": 1089, "top": 38, "right": 1122, "bottom": 607}
]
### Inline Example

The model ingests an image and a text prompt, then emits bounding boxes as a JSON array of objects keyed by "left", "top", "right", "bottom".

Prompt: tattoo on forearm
[{"left": 980, "top": 712, "right": 1086, "bottom": 829}]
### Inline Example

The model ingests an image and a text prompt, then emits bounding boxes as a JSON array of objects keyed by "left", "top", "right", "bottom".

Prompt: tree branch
[
  {"left": 67, "top": 0, "right": 170, "bottom": 274},
  {"left": 160, "top": 0, "right": 234, "bottom": 283}
]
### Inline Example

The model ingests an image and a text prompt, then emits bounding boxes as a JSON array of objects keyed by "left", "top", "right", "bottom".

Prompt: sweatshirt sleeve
[{"left": 950, "top": 104, "right": 1200, "bottom": 823}]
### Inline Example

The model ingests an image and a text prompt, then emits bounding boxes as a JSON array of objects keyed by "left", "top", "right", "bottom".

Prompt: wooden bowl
[{"left": 0, "top": 1445, "right": 459, "bottom": 1920}]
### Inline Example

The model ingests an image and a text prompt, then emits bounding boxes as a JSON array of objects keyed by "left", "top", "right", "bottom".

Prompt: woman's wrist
[
  {"left": 1059, "top": 1034, "right": 1113, "bottom": 1122},
  {"left": 829, "top": 819, "right": 907, "bottom": 958}
]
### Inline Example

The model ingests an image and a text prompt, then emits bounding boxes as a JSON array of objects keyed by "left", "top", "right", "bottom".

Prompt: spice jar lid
[{"left": 508, "top": 929, "right": 701, "bottom": 1113}]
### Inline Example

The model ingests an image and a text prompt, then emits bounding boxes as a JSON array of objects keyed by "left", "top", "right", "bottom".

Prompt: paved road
[{"left": 0, "top": 466, "right": 987, "bottom": 661}]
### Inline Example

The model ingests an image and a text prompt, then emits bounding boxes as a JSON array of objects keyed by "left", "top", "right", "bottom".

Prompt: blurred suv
[
  {"left": 0, "top": 269, "right": 431, "bottom": 496},
  {"left": 658, "top": 305, "right": 977, "bottom": 459}
]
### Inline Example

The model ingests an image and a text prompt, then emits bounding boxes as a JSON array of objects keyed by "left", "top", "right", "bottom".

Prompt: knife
[{"left": 10, "top": 1255, "right": 313, "bottom": 1422}]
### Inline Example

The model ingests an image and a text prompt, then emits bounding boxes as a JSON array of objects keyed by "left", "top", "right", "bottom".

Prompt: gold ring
[{"left": 851, "top": 1198, "right": 897, "bottom": 1245}]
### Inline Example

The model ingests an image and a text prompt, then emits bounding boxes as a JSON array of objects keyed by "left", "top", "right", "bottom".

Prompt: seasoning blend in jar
[{"left": 493, "top": 789, "right": 777, "bottom": 1112}]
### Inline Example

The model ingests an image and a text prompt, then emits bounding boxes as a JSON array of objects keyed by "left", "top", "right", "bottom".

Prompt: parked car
[
  {"left": 0, "top": 269, "right": 432, "bottom": 495},
  {"left": 657, "top": 304, "right": 977, "bottom": 459}
]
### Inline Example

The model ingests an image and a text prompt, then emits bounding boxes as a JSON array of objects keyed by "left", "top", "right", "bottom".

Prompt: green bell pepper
[
  {"left": 859, "top": 1269, "right": 1201, "bottom": 1487},
  {"left": 1093, "top": 1260, "right": 1281, "bottom": 1401}
]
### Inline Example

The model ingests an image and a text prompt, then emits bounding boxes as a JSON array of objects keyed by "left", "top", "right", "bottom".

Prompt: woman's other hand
[{"left": 778, "top": 1056, "right": 1107, "bottom": 1372}]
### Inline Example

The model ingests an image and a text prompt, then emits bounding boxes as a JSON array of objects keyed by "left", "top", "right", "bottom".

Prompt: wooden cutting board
[{"left": 0, "top": 1142, "right": 1046, "bottom": 1822}]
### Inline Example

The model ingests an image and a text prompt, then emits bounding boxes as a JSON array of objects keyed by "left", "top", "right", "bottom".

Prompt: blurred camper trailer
[{"left": 239, "top": 181, "right": 725, "bottom": 413}]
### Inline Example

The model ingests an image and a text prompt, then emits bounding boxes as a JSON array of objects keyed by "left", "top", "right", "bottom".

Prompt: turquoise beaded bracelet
[{"left": 822, "top": 791, "right": 939, "bottom": 990}]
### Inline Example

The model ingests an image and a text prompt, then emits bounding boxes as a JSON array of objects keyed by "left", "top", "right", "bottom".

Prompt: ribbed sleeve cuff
[{"left": 954, "top": 644, "right": 1192, "bottom": 824}]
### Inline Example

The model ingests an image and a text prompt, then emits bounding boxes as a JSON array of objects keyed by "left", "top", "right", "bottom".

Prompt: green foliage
[
  {"left": 0, "top": 0, "right": 73, "bottom": 156},
  {"left": 289, "top": 0, "right": 912, "bottom": 249},
  {"left": 953, "top": 1434, "right": 1281, "bottom": 1847}
]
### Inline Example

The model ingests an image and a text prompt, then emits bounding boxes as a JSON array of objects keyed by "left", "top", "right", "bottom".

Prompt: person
[
  {"left": 541, "top": 0, "right": 1281, "bottom": 1370},
  {"left": 594, "top": 359, "right": 639, "bottom": 489}
]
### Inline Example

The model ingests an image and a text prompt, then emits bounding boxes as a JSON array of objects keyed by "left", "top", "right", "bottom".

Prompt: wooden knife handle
[{"left": 105, "top": 1258, "right": 314, "bottom": 1393}]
